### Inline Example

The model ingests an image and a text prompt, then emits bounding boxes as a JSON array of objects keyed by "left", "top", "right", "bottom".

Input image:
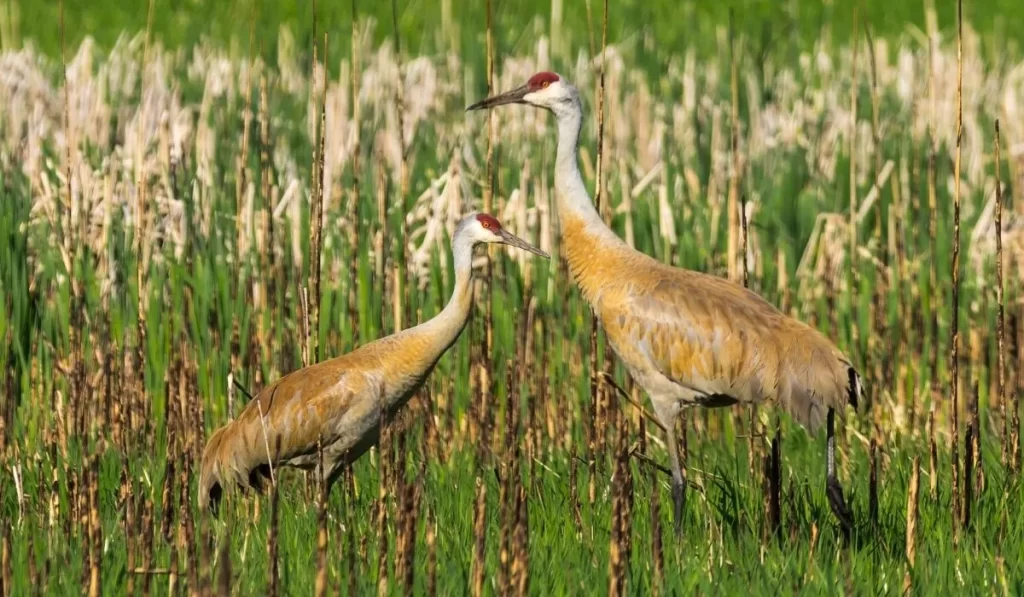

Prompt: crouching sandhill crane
[
  {"left": 198, "top": 213, "right": 548, "bottom": 512},
  {"left": 468, "top": 72, "right": 862, "bottom": 536}
]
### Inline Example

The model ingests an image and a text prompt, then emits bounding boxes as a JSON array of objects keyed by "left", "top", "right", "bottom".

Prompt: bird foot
[
  {"left": 672, "top": 477, "right": 686, "bottom": 536},
  {"left": 827, "top": 474, "right": 854, "bottom": 539}
]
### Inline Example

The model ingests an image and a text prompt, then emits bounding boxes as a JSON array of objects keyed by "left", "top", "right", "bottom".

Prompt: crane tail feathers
[
  {"left": 778, "top": 365, "right": 863, "bottom": 435},
  {"left": 848, "top": 367, "right": 862, "bottom": 410},
  {"left": 198, "top": 424, "right": 232, "bottom": 514}
]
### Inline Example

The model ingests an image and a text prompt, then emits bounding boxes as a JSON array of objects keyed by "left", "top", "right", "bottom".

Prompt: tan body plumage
[
  {"left": 198, "top": 213, "right": 547, "bottom": 512},
  {"left": 469, "top": 72, "right": 860, "bottom": 534},
  {"left": 561, "top": 212, "right": 857, "bottom": 432}
]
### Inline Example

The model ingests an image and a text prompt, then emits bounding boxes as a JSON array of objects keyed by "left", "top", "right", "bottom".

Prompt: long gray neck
[
  {"left": 421, "top": 233, "right": 475, "bottom": 349},
  {"left": 553, "top": 97, "right": 621, "bottom": 245}
]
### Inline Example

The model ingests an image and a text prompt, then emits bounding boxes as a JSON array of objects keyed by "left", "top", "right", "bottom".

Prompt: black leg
[
  {"left": 666, "top": 421, "right": 687, "bottom": 536},
  {"left": 826, "top": 407, "right": 854, "bottom": 538}
]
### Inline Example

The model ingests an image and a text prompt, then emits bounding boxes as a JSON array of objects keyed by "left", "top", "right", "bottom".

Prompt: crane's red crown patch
[
  {"left": 475, "top": 213, "right": 502, "bottom": 230},
  {"left": 528, "top": 71, "right": 560, "bottom": 90}
]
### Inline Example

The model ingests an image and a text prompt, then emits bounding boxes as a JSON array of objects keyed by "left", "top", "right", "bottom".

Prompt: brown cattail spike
[{"left": 949, "top": 0, "right": 964, "bottom": 543}]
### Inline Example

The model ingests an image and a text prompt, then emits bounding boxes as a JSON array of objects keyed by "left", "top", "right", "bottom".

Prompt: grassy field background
[{"left": 1, "top": 0, "right": 1024, "bottom": 594}]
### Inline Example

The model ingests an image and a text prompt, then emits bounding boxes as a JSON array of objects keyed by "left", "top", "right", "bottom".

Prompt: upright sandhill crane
[
  {"left": 468, "top": 72, "right": 861, "bottom": 535},
  {"left": 198, "top": 213, "right": 548, "bottom": 512}
]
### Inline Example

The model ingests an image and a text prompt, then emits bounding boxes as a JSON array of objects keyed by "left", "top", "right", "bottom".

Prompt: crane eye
[
  {"left": 541, "top": 81, "right": 549, "bottom": 88},
  {"left": 481, "top": 222, "right": 490, "bottom": 228}
]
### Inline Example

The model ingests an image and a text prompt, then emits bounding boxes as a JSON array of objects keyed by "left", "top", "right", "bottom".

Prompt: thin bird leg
[
  {"left": 665, "top": 419, "right": 686, "bottom": 536},
  {"left": 825, "top": 407, "right": 854, "bottom": 538}
]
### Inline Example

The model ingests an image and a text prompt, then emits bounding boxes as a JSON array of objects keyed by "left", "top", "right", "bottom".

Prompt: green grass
[
  {"left": 1, "top": 0, "right": 1023, "bottom": 594},
  {"left": 9, "top": 0, "right": 1024, "bottom": 71}
]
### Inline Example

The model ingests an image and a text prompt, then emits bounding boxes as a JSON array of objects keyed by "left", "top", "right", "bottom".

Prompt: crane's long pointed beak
[
  {"left": 466, "top": 84, "right": 530, "bottom": 111},
  {"left": 497, "top": 229, "right": 549, "bottom": 258}
]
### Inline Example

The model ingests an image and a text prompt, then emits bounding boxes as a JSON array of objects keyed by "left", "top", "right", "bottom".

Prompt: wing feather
[{"left": 604, "top": 265, "right": 857, "bottom": 432}]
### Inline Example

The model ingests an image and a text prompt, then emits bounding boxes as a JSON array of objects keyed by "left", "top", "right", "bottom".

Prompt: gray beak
[
  {"left": 466, "top": 84, "right": 530, "bottom": 111},
  {"left": 497, "top": 228, "right": 549, "bottom": 258}
]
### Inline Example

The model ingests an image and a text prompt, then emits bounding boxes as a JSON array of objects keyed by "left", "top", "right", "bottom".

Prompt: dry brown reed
[
  {"left": 848, "top": 7, "right": 861, "bottom": 360},
  {"left": 498, "top": 363, "right": 519, "bottom": 592},
  {"left": 399, "top": 460, "right": 421, "bottom": 596},
  {"left": 587, "top": 0, "right": 611, "bottom": 510},
  {"left": 267, "top": 446, "right": 280, "bottom": 597},
  {"left": 763, "top": 428, "right": 781, "bottom": 542},
  {"left": 607, "top": 437, "right": 633, "bottom": 597},
  {"left": 868, "top": 438, "right": 878, "bottom": 529},
  {"left": 995, "top": 120, "right": 1009, "bottom": 470},
  {"left": 511, "top": 482, "right": 530, "bottom": 597},
  {"left": 928, "top": 407, "right": 938, "bottom": 500},
  {"left": 216, "top": 526, "right": 232, "bottom": 597},
  {"left": 345, "top": 464, "right": 359, "bottom": 597},
  {"left": 347, "top": 0, "right": 362, "bottom": 345},
  {"left": 310, "top": 32, "right": 329, "bottom": 365},
  {"left": 315, "top": 437, "right": 329, "bottom": 597},
  {"left": 0, "top": 522, "right": 9, "bottom": 597},
  {"left": 425, "top": 508, "right": 437, "bottom": 597},
  {"left": 949, "top": 0, "right": 964, "bottom": 543},
  {"left": 963, "top": 382, "right": 977, "bottom": 530},
  {"left": 904, "top": 456, "right": 920, "bottom": 595},
  {"left": 376, "top": 394, "right": 392, "bottom": 597},
  {"left": 644, "top": 417, "right": 664, "bottom": 595},
  {"left": 469, "top": 477, "right": 487, "bottom": 597},
  {"left": 476, "top": 0, "right": 496, "bottom": 460}
]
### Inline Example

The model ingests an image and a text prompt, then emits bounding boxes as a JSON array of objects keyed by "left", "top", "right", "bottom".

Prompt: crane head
[
  {"left": 458, "top": 212, "right": 549, "bottom": 258},
  {"left": 466, "top": 71, "right": 577, "bottom": 114}
]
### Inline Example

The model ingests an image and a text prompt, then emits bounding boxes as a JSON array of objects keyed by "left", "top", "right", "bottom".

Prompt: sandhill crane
[
  {"left": 468, "top": 72, "right": 861, "bottom": 535},
  {"left": 198, "top": 213, "right": 548, "bottom": 512}
]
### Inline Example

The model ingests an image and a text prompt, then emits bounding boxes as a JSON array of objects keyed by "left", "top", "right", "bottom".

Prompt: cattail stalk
[
  {"left": 764, "top": 427, "right": 781, "bottom": 541},
  {"left": 399, "top": 463, "right": 420, "bottom": 596},
  {"left": 607, "top": 443, "right": 633, "bottom": 597},
  {"left": 869, "top": 437, "right": 878, "bottom": 528},
  {"left": 389, "top": 2, "right": 408, "bottom": 333},
  {"left": 267, "top": 454, "right": 280, "bottom": 597},
  {"left": 345, "top": 465, "right": 359, "bottom": 597},
  {"left": 376, "top": 395, "right": 392, "bottom": 597},
  {"left": 315, "top": 437, "right": 329, "bottom": 597},
  {"left": 866, "top": 24, "right": 888, "bottom": 410},
  {"left": 469, "top": 478, "right": 488, "bottom": 597},
  {"left": 391, "top": 0, "right": 409, "bottom": 198},
  {"left": 653, "top": 504, "right": 665, "bottom": 592},
  {"left": 848, "top": 6, "right": 861, "bottom": 361},
  {"left": 122, "top": 472, "right": 135, "bottom": 597},
  {"left": 928, "top": 406, "right": 938, "bottom": 500},
  {"left": 570, "top": 445, "right": 583, "bottom": 537},
  {"left": 426, "top": 508, "right": 437, "bottom": 597},
  {"left": 140, "top": 497, "right": 154, "bottom": 597},
  {"left": 498, "top": 365, "right": 518, "bottom": 591},
  {"left": 995, "top": 121, "right": 1010, "bottom": 470},
  {"left": 348, "top": 0, "right": 362, "bottom": 345},
  {"left": 587, "top": 0, "right": 610, "bottom": 502},
  {"left": 0, "top": 522, "right": 10, "bottom": 597},
  {"left": 972, "top": 381, "right": 984, "bottom": 496},
  {"left": 963, "top": 385, "right": 975, "bottom": 531},
  {"left": 726, "top": 8, "right": 740, "bottom": 284},
  {"left": 133, "top": 0, "right": 157, "bottom": 443},
  {"left": 216, "top": 527, "right": 232, "bottom": 597},
  {"left": 237, "top": 12, "right": 255, "bottom": 267},
  {"left": 309, "top": 33, "right": 328, "bottom": 365},
  {"left": 258, "top": 69, "right": 274, "bottom": 386},
  {"left": 179, "top": 455, "right": 198, "bottom": 595},
  {"left": 479, "top": 0, "right": 496, "bottom": 459},
  {"left": 904, "top": 456, "right": 920, "bottom": 594},
  {"left": 949, "top": 0, "right": 963, "bottom": 541}
]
